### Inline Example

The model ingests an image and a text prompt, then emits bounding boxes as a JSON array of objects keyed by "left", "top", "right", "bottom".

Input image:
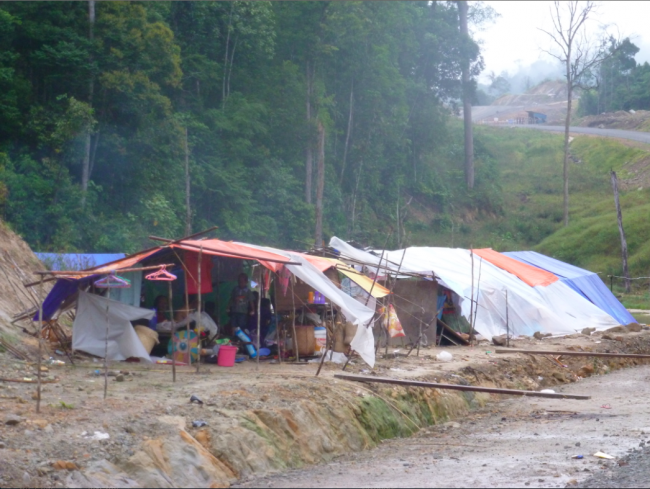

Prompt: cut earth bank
[{"left": 1, "top": 326, "right": 649, "bottom": 488}]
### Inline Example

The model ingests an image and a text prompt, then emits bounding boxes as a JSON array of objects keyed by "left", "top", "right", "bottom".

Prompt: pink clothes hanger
[
  {"left": 145, "top": 265, "right": 177, "bottom": 282},
  {"left": 94, "top": 271, "right": 131, "bottom": 289}
]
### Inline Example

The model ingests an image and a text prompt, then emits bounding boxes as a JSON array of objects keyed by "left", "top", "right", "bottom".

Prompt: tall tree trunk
[
  {"left": 563, "top": 60, "right": 572, "bottom": 227},
  {"left": 314, "top": 121, "right": 325, "bottom": 248},
  {"left": 81, "top": 0, "right": 95, "bottom": 208},
  {"left": 305, "top": 62, "right": 313, "bottom": 204},
  {"left": 339, "top": 79, "right": 354, "bottom": 184},
  {"left": 222, "top": 2, "right": 234, "bottom": 109},
  {"left": 458, "top": 1, "right": 474, "bottom": 189},
  {"left": 184, "top": 127, "right": 191, "bottom": 236},
  {"left": 611, "top": 171, "right": 630, "bottom": 293}
]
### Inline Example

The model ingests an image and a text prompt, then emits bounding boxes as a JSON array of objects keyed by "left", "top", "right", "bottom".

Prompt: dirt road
[
  {"left": 518, "top": 125, "right": 650, "bottom": 145},
  {"left": 237, "top": 364, "right": 650, "bottom": 488}
]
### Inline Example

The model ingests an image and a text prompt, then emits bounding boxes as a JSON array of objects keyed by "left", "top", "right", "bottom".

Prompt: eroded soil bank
[{"left": 1, "top": 327, "right": 649, "bottom": 488}]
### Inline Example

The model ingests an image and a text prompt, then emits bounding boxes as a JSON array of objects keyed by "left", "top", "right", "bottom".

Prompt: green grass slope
[{"left": 411, "top": 126, "right": 650, "bottom": 302}]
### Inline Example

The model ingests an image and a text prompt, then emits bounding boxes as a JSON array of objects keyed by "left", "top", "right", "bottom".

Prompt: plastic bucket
[{"left": 217, "top": 345, "right": 238, "bottom": 367}]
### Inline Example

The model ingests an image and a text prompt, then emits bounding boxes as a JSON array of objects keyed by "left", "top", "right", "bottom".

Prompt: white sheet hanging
[{"left": 72, "top": 290, "right": 155, "bottom": 362}]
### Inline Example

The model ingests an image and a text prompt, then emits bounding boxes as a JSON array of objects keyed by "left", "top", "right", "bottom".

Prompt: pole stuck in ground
[
  {"left": 506, "top": 289, "right": 510, "bottom": 348},
  {"left": 36, "top": 276, "right": 44, "bottom": 413},
  {"left": 103, "top": 302, "right": 109, "bottom": 399},
  {"left": 169, "top": 281, "right": 176, "bottom": 382},
  {"left": 291, "top": 274, "right": 299, "bottom": 362},
  {"left": 256, "top": 266, "right": 262, "bottom": 371},
  {"left": 196, "top": 245, "right": 202, "bottom": 374}
]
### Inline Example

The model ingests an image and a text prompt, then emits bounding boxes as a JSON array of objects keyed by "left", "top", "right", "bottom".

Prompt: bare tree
[
  {"left": 539, "top": 1, "right": 611, "bottom": 226},
  {"left": 458, "top": 1, "right": 474, "bottom": 190}
]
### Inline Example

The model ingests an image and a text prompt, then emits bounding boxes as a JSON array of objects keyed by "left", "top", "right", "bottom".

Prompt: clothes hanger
[
  {"left": 94, "top": 271, "right": 132, "bottom": 289},
  {"left": 145, "top": 265, "right": 177, "bottom": 281}
]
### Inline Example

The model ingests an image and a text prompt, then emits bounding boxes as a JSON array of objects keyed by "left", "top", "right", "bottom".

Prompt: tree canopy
[{"left": 0, "top": 1, "right": 495, "bottom": 253}]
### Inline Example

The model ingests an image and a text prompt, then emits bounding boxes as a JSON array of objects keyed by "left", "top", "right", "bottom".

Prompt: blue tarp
[
  {"left": 503, "top": 251, "right": 635, "bottom": 325},
  {"left": 35, "top": 253, "right": 126, "bottom": 271}
]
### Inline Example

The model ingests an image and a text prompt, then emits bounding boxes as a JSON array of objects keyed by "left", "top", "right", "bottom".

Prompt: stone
[
  {"left": 578, "top": 365, "right": 594, "bottom": 378},
  {"left": 491, "top": 334, "right": 507, "bottom": 346},
  {"left": 0, "top": 442, "right": 5, "bottom": 449},
  {"left": 115, "top": 375, "right": 125, "bottom": 382},
  {"left": 627, "top": 323, "right": 643, "bottom": 332},
  {"left": 44, "top": 425, "right": 54, "bottom": 434},
  {"left": 604, "top": 325, "right": 627, "bottom": 334},
  {"left": 602, "top": 334, "right": 614, "bottom": 340},
  {"left": 614, "top": 336, "right": 624, "bottom": 342},
  {"left": 32, "top": 419, "right": 49, "bottom": 429},
  {"left": 4, "top": 414, "right": 23, "bottom": 426},
  {"left": 533, "top": 331, "right": 543, "bottom": 340},
  {"left": 52, "top": 461, "right": 79, "bottom": 471},
  {"left": 552, "top": 372, "right": 567, "bottom": 382},
  {"left": 581, "top": 327, "right": 596, "bottom": 336}
]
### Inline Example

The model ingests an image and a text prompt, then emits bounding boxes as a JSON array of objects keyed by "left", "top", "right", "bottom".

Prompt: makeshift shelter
[
  {"left": 330, "top": 237, "right": 621, "bottom": 340},
  {"left": 73, "top": 290, "right": 154, "bottom": 362},
  {"left": 503, "top": 251, "right": 635, "bottom": 325}
]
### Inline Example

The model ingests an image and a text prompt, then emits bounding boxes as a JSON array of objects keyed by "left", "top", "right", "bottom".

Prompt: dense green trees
[
  {"left": 578, "top": 37, "right": 650, "bottom": 116},
  {"left": 0, "top": 1, "right": 494, "bottom": 253}
]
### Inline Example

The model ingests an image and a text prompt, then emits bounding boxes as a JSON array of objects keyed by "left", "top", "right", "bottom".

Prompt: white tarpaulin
[
  {"left": 72, "top": 290, "right": 155, "bottom": 362},
  {"left": 237, "top": 243, "right": 377, "bottom": 367},
  {"left": 330, "top": 237, "right": 619, "bottom": 339}
]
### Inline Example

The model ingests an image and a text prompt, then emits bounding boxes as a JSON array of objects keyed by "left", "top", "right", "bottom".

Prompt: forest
[{"left": 0, "top": 1, "right": 499, "bottom": 253}]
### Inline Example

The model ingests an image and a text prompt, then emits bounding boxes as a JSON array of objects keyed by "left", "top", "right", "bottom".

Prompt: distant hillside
[{"left": 492, "top": 80, "right": 567, "bottom": 106}]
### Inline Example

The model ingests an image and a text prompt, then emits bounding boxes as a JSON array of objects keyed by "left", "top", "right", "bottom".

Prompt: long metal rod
[
  {"left": 495, "top": 348, "right": 650, "bottom": 359},
  {"left": 505, "top": 290, "right": 509, "bottom": 348},
  {"left": 291, "top": 275, "right": 299, "bottom": 362},
  {"left": 334, "top": 374, "right": 591, "bottom": 400},
  {"left": 256, "top": 266, "right": 262, "bottom": 371}
]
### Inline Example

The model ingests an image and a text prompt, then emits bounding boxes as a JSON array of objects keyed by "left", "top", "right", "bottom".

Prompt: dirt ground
[
  {"left": 1, "top": 326, "right": 650, "bottom": 488},
  {"left": 236, "top": 363, "right": 650, "bottom": 488}
]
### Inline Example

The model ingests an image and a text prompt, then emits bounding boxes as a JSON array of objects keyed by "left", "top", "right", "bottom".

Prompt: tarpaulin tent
[
  {"left": 72, "top": 290, "right": 154, "bottom": 362},
  {"left": 36, "top": 253, "right": 126, "bottom": 271},
  {"left": 503, "top": 251, "right": 635, "bottom": 325},
  {"left": 237, "top": 243, "right": 377, "bottom": 367},
  {"left": 330, "top": 237, "right": 620, "bottom": 340}
]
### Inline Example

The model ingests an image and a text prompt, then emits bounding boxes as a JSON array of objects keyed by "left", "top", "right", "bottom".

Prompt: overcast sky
[{"left": 476, "top": 1, "right": 650, "bottom": 81}]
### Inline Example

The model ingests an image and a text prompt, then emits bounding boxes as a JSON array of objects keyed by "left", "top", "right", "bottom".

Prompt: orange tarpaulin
[
  {"left": 92, "top": 248, "right": 162, "bottom": 273},
  {"left": 473, "top": 248, "right": 558, "bottom": 287},
  {"left": 170, "top": 239, "right": 295, "bottom": 264}
]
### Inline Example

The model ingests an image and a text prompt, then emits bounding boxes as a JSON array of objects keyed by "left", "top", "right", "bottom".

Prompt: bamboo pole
[
  {"left": 291, "top": 275, "right": 299, "bottom": 362},
  {"left": 103, "top": 295, "right": 109, "bottom": 399},
  {"left": 196, "top": 245, "right": 203, "bottom": 374},
  {"left": 495, "top": 349, "right": 650, "bottom": 359},
  {"left": 256, "top": 267, "right": 262, "bottom": 371},
  {"left": 169, "top": 281, "right": 176, "bottom": 382},
  {"left": 273, "top": 272, "right": 282, "bottom": 364},
  {"left": 469, "top": 249, "right": 475, "bottom": 339},
  {"left": 334, "top": 374, "right": 591, "bottom": 400},
  {"left": 36, "top": 276, "right": 44, "bottom": 413}
]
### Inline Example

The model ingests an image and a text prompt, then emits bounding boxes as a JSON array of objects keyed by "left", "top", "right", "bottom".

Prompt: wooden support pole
[
  {"left": 169, "top": 281, "right": 176, "bottom": 382},
  {"left": 103, "top": 301, "right": 109, "bottom": 400},
  {"left": 495, "top": 348, "right": 650, "bottom": 359},
  {"left": 36, "top": 276, "right": 44, "bottom": 413},
  {"left": 291, "top": 275, "right": 299, "bottom": 362},
  {"left": 505, "top": 290, "right": 510, "bottom": 348},
  {"left": 611, "top": 171, "right": 631, "bottom": 293},
  {"left": 334, "top": 374, "right": 591, "bottom": 400},
  {"left": 196, "top": 245, "right": 202, "bottom": 374},
  {"left": 469, "top": 249, "right": 475, "bottom": 341},
  {"left": 256, "top": 267, "right": 262, "bottom": 371}
]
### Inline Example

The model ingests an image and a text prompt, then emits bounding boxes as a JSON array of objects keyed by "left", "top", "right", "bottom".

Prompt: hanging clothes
[{"left": 184, "top": 250, "right": 213, "bottom": 295}]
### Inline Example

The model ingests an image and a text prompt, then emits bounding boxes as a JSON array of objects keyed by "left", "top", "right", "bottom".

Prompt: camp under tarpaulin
[
  {"left": 330, "top": 237, "right": 621, "bottom": 340},
  {"left": 503, "top": 251, "right": 636, "bottom": 325}
]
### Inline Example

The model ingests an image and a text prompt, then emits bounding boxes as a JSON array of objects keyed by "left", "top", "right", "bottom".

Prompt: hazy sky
[{"left": 476, "top": 1, "right": 650, "bottom": 80}]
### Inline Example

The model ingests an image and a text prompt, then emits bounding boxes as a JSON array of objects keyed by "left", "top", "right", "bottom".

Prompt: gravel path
[{"left": 578, "top": 445, "right": 650, "bottom": 488}]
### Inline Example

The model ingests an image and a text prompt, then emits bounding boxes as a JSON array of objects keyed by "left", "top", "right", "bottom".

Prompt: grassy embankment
[{"left": 414, "top": 126, "right": 650, "bottom": 310}]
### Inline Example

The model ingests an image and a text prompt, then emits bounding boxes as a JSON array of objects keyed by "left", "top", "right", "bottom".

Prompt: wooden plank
[
  {"left": 334, "top": 374, "right": 591, "bottom": 400},
  {"left": 495, "top": 348, "right": 650, "bottom": 359}
]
